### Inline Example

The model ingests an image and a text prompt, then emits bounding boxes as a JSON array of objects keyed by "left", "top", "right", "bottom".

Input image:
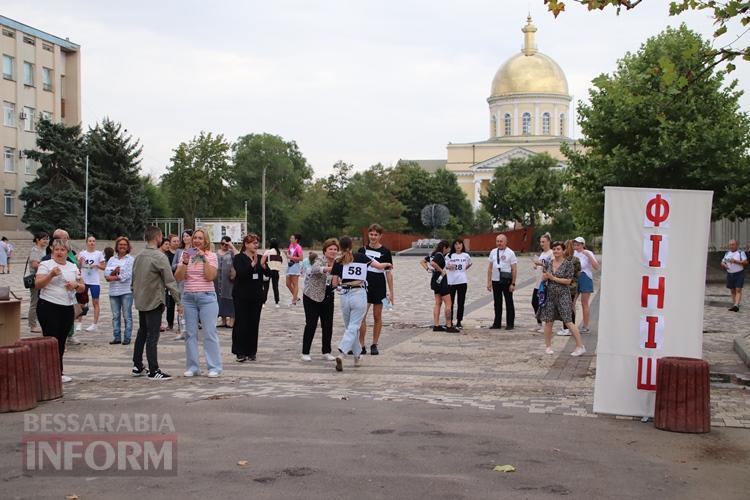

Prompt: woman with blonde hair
[{"left": 175, "top": 228, "right": 221, "bottom": 377}]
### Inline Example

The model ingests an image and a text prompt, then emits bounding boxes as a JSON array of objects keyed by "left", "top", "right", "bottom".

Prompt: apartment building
[{"left": 0, "top": 16, "right": 80, "bottom": 238}]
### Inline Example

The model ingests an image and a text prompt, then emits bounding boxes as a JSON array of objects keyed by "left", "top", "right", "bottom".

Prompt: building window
[
  {"left": 4, "top": 147, "right": 15, "bottom": 172},
  {"left": 491, "top": 115, "right": 497, "bottom": 137},
  {"left": 25, "top": 156, "right": 34, "bottom": 175},
  {"left": 2, "top": 55, "right": 13, "bottom": 80},
  {"left": 23, "top": 106, "right": 35, "bottom": 132},
  {"left": 23, "top": 61, "right": 34, "bottom": 86},
  {"left": 3, "top": 101, "right": 14, "bottom": 126},
  {"left": 4, "top": 191, "right": 15, "bottom": 216},
  {"left": 542, "top": 113, "right": 551, "bottom": 135},
  {"left": 1, "top": 29, "right": 14, "bottom": 38},
  {"left": 23, "top": 35, "right": 35, "bottom": 46},
  {"left": 522, "top": 112, "right": 532, "bottom": 135},
  {"left": 41, "top": 110, "right": 53, "bottom": 122},
  {"left": 559, "top": 113, "right": 565, "bottom": 136},
  {"left": 504, "top": 113, "right": 512, "bottom": 136},
  {"left": 42, "top": 67, "right": 53, "bottom": 91},
  {"left": 42, "top": 42, "right": 53, "bottom": 52}
]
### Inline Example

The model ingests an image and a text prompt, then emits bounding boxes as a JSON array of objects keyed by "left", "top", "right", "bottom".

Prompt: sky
[{"left": 4, "top": 1, "right": 749, "bottom": 179}]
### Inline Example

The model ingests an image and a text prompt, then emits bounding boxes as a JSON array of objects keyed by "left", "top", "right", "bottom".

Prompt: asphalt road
[{"left": 2, "top": 394, "right": 748, "bottom": 500}]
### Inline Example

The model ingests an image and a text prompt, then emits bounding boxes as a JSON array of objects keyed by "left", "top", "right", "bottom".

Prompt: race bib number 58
[{"left": 343, "top": 262, "right": 367, "bottom": 278}]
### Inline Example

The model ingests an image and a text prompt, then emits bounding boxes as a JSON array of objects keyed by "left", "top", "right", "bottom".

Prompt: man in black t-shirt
[{"left": 357, "top": 223, "right": 394, "bottom": 356}]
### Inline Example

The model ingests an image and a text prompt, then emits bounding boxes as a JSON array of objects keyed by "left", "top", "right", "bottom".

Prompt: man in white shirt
[
  {"left": 486, "top": 234, "right": 518, "bottom": 330},
  {"left": 721, "top": 239, "right": 747, "bottom": 312}
]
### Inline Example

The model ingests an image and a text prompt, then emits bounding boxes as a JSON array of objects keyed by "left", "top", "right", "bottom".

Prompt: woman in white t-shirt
[
  {"left": 262, "top": 238, "right": 284, "bottom": 307},
  {"left": 446, "top": 239, "right": 472, "bottom": 330},
  {"left": 77, "top": 235, "right": 106, "bottom": 332},
  {"left": 531, "top": 233, "right": 553, "bottom": 333},
  {"left": 35, "top": 239, "right": 85, "bottom": 383},
  {"left": 573, "top": 237, "right": 599, "bottom": 333}
]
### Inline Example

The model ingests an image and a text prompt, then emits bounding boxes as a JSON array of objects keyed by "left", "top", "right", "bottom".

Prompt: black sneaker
[
  {"left": 729, "top": 305, "right": 740, "bottom": 312},
  {"left": 109, "top": 339, "right": 121, "bottom": 345},
  {"left": 236, "top": 355, "right": 247, "bottom": 363},
  {"left": 489, "top": 324, "right": 502, "bottom": 329},
  {"left": 370, "top": 344, "right": 379, "bottom": 355},
  {"left": 148, "top": 370, "right": 172, "bottom": 381},
  {"left": 360, "top": 346, "right": 367, "bottom": 356},
  {"left": 433, "top": 325, "right": 445, "bottom": 332},
  {"left": 455, "top": 322, "right": 463, "bottom": 330},
  {"left": 347, "top": 350, "right": 354, "bottom": 355},
  {"left": 122, "top": 340, "right": 131, "bottom": 345},
  {"left": 248, "top": 355, "right": 256, "bottom": 361},
  {"left": 505, "top": 326, "right": 514, "bottom": 331},
  {"left": 445, "top": 325, "right": 459, "bottom": 333},
  {"left": 132, "top": 365, "right": 145, "bottom": 377}
]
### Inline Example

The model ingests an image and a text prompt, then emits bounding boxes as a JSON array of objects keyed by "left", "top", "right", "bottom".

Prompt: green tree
[
  {"left": 289, "top": 179, "right": 338, "bottom": 245},
  {"left": 564, "top": 25, "right": 750, "bottom": 232},
  {"left": 343, "top": 164, "right": 407, "bottom": 234},
  {"left": 470, "top": 207, "right": 494, "bottom": 234},
  {"left": 232, "top": 133, "right": 313, "bottom": 241},
  {"left": 142, "top": 175, "right": 171, "bottom": 219},
  {"left": 85, "top": 118, "right": 149, "bottom": 238},
  {"left": 161, "top": 132, "right": 234, "bottom": 226},
  {"left": 20, "top": 119, "right": 86, "bottom": 236},
  {"left": 481, "top": 154, "right": 564, "bottom": 228},
  {"left": 544, "top": 1, "right": 750, "bottom": 70}
]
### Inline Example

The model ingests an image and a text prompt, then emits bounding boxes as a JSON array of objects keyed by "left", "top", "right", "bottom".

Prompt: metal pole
[
  {"left": 244, "top": 200, "right": 248, "bottom": 238},
  {"left": 84, "top": 155, "right": 89, "bottom": 237},
  {"left": 262, "top": 165, "right": 267, "bottom": 250}
]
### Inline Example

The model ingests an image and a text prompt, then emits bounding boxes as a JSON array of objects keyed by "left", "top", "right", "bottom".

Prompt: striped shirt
[
  {"left": 105, "top": 255, "right": 134, "bottom": 297},
  {"left": 184, "top": 251, "right": 218, "bottom": 293}
]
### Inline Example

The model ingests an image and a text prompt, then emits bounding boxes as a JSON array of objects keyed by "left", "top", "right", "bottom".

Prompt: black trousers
[
  {"left": 165, "top": 290, "right": 175, "bottom": 329},
  {"left": 263, "top": 270, "right": 280, "bottom": 304},
  {"left": 302, "top": 293, "right": 334, "bottom": 355},
  {"left": 532, "top": 288, "right": 541, "bottom": 325},
  {"left": 449, "top": 283, "right": 467, "bottom": 323},
  {"left": 491, "top": 281, "right": 515, "bottom": 328},
  {"left": 37, "top": 298, "right": 74, "bottom": 372},
  {"left": 133, "top": 305, "right": 164, "bottom": 373},
  {"left": 232, "top": 299, "right": 263, "bottom": 356}
]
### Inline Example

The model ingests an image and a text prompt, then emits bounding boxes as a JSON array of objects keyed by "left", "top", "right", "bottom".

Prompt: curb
[{"left": 733, "top": 336, "right": 750, "bottom": 370}]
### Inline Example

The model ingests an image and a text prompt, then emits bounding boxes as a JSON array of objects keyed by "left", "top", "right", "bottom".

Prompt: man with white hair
[{"left": 721, "top": 239, "right": 747, "bottom": 312}]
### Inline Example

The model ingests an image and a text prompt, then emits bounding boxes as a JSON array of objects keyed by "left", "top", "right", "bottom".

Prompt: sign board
[
  {"left": 201, "top": 222, "right": 244, "bottom": 243},
  {"left": 593, "top": 187, "right": 712, "bottom": 417}
]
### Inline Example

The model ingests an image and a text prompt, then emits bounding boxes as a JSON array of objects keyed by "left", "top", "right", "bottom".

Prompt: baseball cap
[{"left": 573, "top": 236, "right": 585, "bottom": 244}]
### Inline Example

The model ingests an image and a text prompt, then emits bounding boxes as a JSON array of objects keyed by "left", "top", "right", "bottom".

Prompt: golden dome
[{"left": 490, "top": 16, "right": 569, "bottom": 97}]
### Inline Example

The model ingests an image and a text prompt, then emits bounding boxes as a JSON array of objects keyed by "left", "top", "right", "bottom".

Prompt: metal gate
[{"left": 148, "top": 218, "right": 184, "bottom": 238}]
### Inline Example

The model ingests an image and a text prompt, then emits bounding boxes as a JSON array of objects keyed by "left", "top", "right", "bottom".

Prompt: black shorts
[
  {"left": 367, "top": 275, "right": 387, "bottom": 304},
  {"left": 431, "top": 280, "right": 450, "bottom": 297},
  {"left": 727, "top": 271, "right": 745, "bottom": 289}
]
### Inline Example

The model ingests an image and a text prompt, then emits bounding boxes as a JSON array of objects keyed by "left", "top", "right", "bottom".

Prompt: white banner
[
  {"left": 202, "top": 222, "right": 244, "bottom": 243},
  {"left": 593, "top": 187, "right": 712, "bottom": 417}
]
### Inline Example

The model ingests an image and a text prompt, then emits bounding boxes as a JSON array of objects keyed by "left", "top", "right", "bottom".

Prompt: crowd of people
[{"left": 22, "top": 221, "right": 612, "bottom": 383}]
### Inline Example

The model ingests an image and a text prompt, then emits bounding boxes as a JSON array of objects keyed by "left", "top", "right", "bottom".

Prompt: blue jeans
[
  {"left": 183, "top": 291, "right": 222, "bottom": 374},
  {"left": 110, "top": 293, "right": 133, "bottom": 342},
  {"left": 337, "top": 288, "right": 367, "bottom": 356}
]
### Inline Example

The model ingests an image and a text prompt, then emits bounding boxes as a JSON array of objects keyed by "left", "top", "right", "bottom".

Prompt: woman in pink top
[
  {"left": 285, "top": 234, "right": 304, "bottom": 306},
  {"left": 175, "top": 228, "right": 222, "bottom": 377}
]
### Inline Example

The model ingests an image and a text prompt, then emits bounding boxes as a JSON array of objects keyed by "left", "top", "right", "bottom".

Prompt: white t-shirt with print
[
  {"left": 488, "top": 247, "right": 518, "bottom": 281},
  {"left": 78, "top": 250, "right": 104, "bottom": 285},
  {"left": 723, "top": 250, "right": 747, "bottom": 274},
  {"left": 37, "top": 260, "right": 80, "bottom": 306},
  {"left": 446, "top": 252, "right": 472, "bottom": 285}
]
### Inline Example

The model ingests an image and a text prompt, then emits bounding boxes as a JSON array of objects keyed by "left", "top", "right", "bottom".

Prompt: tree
[
  {"left": 142, "top": 175, "right": 171, "bottom": 219},
  {"left": 544, "top": 1, "right": 750, "bottom": 71},
  {"left": 232, "top": 133, "right": 313, "bottom": 241},
  {"left": 20, "top": 119, "right": 86, "bottom": 237},
  {"left": 480, "top": 154, "right": 564, "bottom": 228},
  {"left": 470, "top": 207, "right": 494, "bottom": 234},
  {"left": 421, "top": 204, "right": 450, "bottom": 237},
  {"left": 564, "top": 25, "right": 750, "bottom": 232},
  {"left": 85, "top": 118, "right": 149, "bottom": 238},
  {"left": 343, "top": 164, "right": 407, "bottom": 234},
  {"left": 161, "top": 132, "right": 234, "bottom": 226},
  {"left": 288, "top": 179, "right": 338, "bottom": 245}
]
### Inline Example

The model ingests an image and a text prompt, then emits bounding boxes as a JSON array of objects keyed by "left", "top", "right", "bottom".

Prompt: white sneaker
[
  {"left": 85, "top": 323, "right": 98, "bottom": 332},
  {"left": 67, "top": 336, "right": 81, "bottom": 345},
  {"left": 545, "top": 347, "right": 554, "bottom": 355},
  {"left": 75, "top": 323, "right": 82, "bottom": 331},
  {"left": 571, "top": 346, "right": 587, "bottom": 357},
  {"left": 354, "top": 356, "right": 363, "bottom": 367},
  {"left": 580, "top": 326, "right": 591, "bottom": 334},
  {"left": 323, "top": 353, "right": 336, "bottom": 361},
  {"left": 174, "top": 334, "right": 185, "bottom": 341},
  {"left": 275, "top": 304, "right": 280, "bottom": 309},
  {"left": 532, "top": 326, "right": 543, "bottom": 333},
  {"left": 207, "top": 370, "right": 221, "bottom": 378},
  {"left": 301, "top": 354, "right": 312, "bottom": 362},
  {"left": 61, "top": 375, "right": 72, "bottom": 383},
  {"left": 183, "top": 370, "right": 197, "bottom": 377},
  {"left": 556, "top": 329, "right": 571, "bottom": 336}
]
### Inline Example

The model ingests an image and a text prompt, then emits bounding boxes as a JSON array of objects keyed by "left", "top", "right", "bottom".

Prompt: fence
[{"left": 147, "top": 218, "right": 184, "bottom": 238}]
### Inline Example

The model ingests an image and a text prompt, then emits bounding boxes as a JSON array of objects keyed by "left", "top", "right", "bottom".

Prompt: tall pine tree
[
  {"left": 85, "top": 118, "right": 149, "bottom": 238},
  {"left": 20, "top": 119, "right": 86, "bottom": 237}
]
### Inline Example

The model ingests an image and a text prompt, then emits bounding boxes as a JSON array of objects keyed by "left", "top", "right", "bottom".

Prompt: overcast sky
[{"left": 4, "top": 1, "right": 749, "bottom": 179}]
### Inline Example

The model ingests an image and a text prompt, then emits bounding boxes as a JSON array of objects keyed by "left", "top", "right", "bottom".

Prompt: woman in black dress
[{"left": 231, "top": 233, "right": 268, "bottom": 362}]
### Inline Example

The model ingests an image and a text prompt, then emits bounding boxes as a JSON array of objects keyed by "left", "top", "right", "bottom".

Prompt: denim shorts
[
  {"left": 287, "top": 262, "right": 301, "bottom": 276},
  {"left": 577, "top": 272, "right": 594, "bottom": 293}
]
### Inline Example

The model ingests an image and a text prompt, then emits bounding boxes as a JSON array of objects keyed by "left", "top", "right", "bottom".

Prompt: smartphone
[{"left": 186, "top": 247, "right": 198, "bottom": 258}]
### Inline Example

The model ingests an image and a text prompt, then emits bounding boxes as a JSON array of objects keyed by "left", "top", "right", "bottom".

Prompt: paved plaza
[{"left": 1, "top": 253, "right": 749, "bottom": 498}]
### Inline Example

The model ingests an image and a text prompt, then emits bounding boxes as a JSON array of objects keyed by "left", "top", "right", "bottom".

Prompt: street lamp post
[
  {"left": 262, "top": 165, "right": 267, "bottom": 250},
  {"left": 244, "top": 200, "right": 248, "bottom": 238},
  {"left": 84, "top": 155, "right": 89, "bottom": 237}
]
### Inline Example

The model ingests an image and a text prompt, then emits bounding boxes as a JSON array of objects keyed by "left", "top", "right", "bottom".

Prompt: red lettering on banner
[
  {"left": 648, "top": 235, "right": 663, "bottom": 267},
  {"left": 637, "top": 356, "right": 657, "bottom": 391},
  {"left": 644, "top": 316, "right": 659, "bottom": 348},
  {"left": 645, "top": 194, "right": 670, "bottom": 227},
  {"left": 641, "top": 276, "right": 665, "bottom": 309}
]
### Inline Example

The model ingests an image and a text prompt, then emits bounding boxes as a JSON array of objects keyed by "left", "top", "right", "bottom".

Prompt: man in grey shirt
[{"left": 131, "top": 226, "right": 181, "bottom": 380}]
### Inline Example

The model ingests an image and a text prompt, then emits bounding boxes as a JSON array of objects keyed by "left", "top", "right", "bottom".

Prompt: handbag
[
  {"left": 23, "top": 258, "right": 34, "bottom": 289},
  {"left": 495, "top": 249, "right": 513, "bottom": 283}
]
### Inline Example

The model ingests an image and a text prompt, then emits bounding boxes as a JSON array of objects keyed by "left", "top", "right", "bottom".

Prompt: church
[{"left": 405, "top": 16, "right": 577, "bottom": 210}]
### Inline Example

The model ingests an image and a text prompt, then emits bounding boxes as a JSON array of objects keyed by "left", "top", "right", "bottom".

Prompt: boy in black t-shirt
[{"left": 357, "top": 223, "right": 394, "bottom": 355}]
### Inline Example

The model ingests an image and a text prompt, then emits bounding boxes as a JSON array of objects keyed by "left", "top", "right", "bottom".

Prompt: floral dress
[{"left": 538, "top": 258, "right": 575, "bottom": 324}]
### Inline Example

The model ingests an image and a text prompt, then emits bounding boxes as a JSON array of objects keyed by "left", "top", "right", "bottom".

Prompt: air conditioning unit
[
  {"left": 18, "top": 150, "right": 25, "bottom": 158},
  {"left": 19, "top": 112, "right": 27, "bottom": 120}
]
